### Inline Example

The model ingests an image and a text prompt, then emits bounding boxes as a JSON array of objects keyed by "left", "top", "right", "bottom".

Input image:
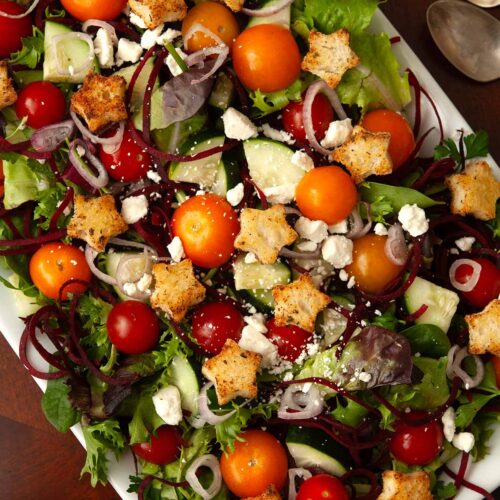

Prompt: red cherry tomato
[
  {"left": 15, "top": 81, "right": 66, "bottom": 129},
  {"left": 452, "top": 258, "right": 500, "bottom": 309},
  {"left": 296, "top": 474, "right": 349, "bottom": 500},
  {"left": 266, "top": 318, "right": 313, "bottom": 362},
  {"left": 389, "top": 412, "right": 444, "bottom": 465},
  {"left": 99, "top": 128, "right": 151, "bottom": 182},
  {"left": 106, "top": 301, "right": 160, "bottom": 354},
  {"left": 191, "top": 301, "right": 244, "bottom": 354},
  {"left": 131, "top": 426, "right": 182, "bottom": 465},
  {"left": 0, "top": 1, "right": 32, "bottom": 58},
  {"left": 282, "top": 94, "right": 334, "bottom": 143}
]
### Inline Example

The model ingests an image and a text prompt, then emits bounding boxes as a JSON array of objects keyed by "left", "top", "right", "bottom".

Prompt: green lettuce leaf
[
  {"left": 249, "top": 79, "right": 302, "bottom": 117},
  {"left": 41, "top": 376, "right": 80, "bottom": 432},
  {"left": 128, "top": 390, "right": 167, "bottom": 445},
  {"left": 9, "top": 27, "right": 44, "bottom": 69}
]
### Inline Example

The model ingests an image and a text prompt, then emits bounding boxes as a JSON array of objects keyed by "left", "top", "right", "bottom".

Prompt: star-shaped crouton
[
  {"left": 377, "top": 471, "right": 432, "bottom": 500},
  {"left": 128, "top": 0, "right": 187, "bottom": 29},
  {"left": 70, "top": 72, "right": 128, "bottom": 133},
  {"left": 202, "top": 339, "right": 261, "bottom": 405},
  {"left": 331, "top": 125, "right": 393, "bottom": 183},
  {"left": 272, "top": 273, "right": 330, "bottom": 332},
  {"left": 234, "top": 205, "right": 298, "bottom": 265},
  {"left": 466, "top": 299, "right": 500, "bottom": 357},
  {"left": 301, "top": 29, "right": 360, "bottom": 89},
  {"left": 220, "top": 0, "right": 244, "bottom": 12},
  {"left": 243, "top": 485, "right": 282, "bottom": 500},
  {"left": 67, "top": 195, "right": 128, "bottom": 252},
  {"left": 150, "top": 259, "right": 206, "bottom": 322},
  {"left": 0, "top": 61, "right": 16, "bottom": 111},
  {"left": 445, "top": 160, "right": 500, "bottom": 221}
]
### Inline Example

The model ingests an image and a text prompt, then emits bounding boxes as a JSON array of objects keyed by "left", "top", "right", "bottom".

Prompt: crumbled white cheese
[
  {"left": 137, "top": 273, "right": 153, "bottom": 293},
  {"left": 243, "top": 313, "right": 268, "bottom": 334},
  {"left": 374, "top": 222, "right": 389, "bottom": 236},
  {"left": 141, "top": 24, "right": 165, "bottom": 49},
  {"left": 452, "top": 432, "right": 475, "bottom": 452},
  {"left": 455, "top": 236, "right": 475, "bottom": 252},
  {"left": 339, "top": 269, "right": 349, "bottom": 281},
  {"left": 398, "top": 204, "right": 429, "bottom": 237},
  {"left": 165, "top": 48, "right": 187, "bottom": 77},
  {"left": 167, "top": 236, "right": 185, "bottom": 262},
  {"left": 441, "top": 407, "right": 456, "bottom": 442},
  {"left": 238, "top": 325, "right": 278, "bottom": 369},
  {"left": 130, "top": 12, "right": 147, "bottom": 29},
  {"left": 121, "top": 195, "right": 148, "bottom": 224},
  {"left": 328, "top": 219, "right": 349, "bottom": 234},
  {"left": 222, "top": 107, "right": 258, "bottom": 140},
  {"left": 260, "top": 123, "right": 295, "bottom": 145},
  {"left": 295, "top": 217, "right": 329, "bottom": 243},
  {"left": 291, "top": 150, "right": 314, "bottom": 171},
  {"left": 226, "top": 182, "right": 244, "bottom": 207},
  {"left": 152, "top": 386, "right": 183, "bottom": 425},
  {"left": 359, "top": 372, "right": 372, "bottom": 383},
  {"left": 94, "top": 28, "right": 115, "bottom": 68},
  {"left": 347, "top": 275, "right": 356, "bottom": 289},
  {"left": 262, "top": 184, "right": 296, "bottom": 204},
  {"left": 123, "top": 282, "right": 138, "bottom": 296},
  {"left": 156, "top": 28, "right": 182, "bottom": 46},
  {"left": 321, "top": 235, "right": 353, "bottom": 268},
  {"left": 244, "top": 252, "right": 258, "bottom": 264},
  {"left": 147, "top": 170, "right": 162, "bottom": 183},
  {"left": 297, "top": 240, "right": 317, "bottom": 252},
  {"left": 116, "top": 38, "right": 142, "bottom": 64},
  {"left": 320, "top": 118, "right": 353, "bottom": 149}
]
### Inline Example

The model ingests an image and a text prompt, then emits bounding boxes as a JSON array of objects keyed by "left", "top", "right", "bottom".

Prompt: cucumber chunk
[
  {"left": 238, "top": 289, "right": 275, "bottom": 314},
  {"left": 208, "top": 72, "right": 234, "bottom": 111},
  {"left": 104, "top": 251, "right": 148, "bottom": 301},
  {"left": 211, "top": 149, "right": 242, "bottom": 196},
  {"left": 233, "top": 254, "right": 291, "bottom": 290},
  {"left": 165, "top": 355, "right": 200, "bottom": 415}
]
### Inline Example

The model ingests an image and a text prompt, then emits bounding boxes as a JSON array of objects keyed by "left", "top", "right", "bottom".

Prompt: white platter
[{"left": 0, "top": 8, "right": 498, "bottom": 500}]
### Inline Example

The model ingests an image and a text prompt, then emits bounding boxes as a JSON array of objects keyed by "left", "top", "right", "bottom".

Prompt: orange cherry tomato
[
  {"left": 29, "top": 242, "right": 92, "bottom": 300},
  {"left": 182, "top": 2, "right": 239, "bottom": 52},
  {"left": 171, "top": 194, "right": 239, "bottom": 268},
  {"left": 232, "top": 24, "right": 301, "bottom": 92},
  {"left": 345, "top": 234, "right": 405, "bottom": 294},
  {"left": 492, "top": 357, "right": 500, "bottom": 389},
  {"left": 295, "top": 166, "right": 358, "bottom": 225},
  {"left": 220, "top": 430, "right": 288, "bottom": 497},
  {"left": 60, "top": 0, "right": 127, "bottom": 21},
  {"left": 361, "top": 109, "right": 415, "bottom": 169}
]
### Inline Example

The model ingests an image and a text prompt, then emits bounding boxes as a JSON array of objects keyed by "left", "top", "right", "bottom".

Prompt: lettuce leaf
[
  {"left": 9, "top": 26, "right": 44, "bottom": 69},
  {"left": 249, "top": 79, "right": 302, "bottom": 117}
]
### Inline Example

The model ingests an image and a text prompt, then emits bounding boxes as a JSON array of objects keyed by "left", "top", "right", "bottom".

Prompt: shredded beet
[
  {"left": 341, "top": 468, "right": 382, "bottom": 500},
  {"left": 169, "top": 318, "right": 208, "bottom": 356},
  {"left": 430, "top": 214, "right": 492, "bottom": 248},
  {"left": 241, "top": 166, "right": 268, "bottom": 209},
  {"left": 0, "top": 228, "right": 66, "bottom": 247},
  {"left": 404, "top": 303, "right": 428, "bottom": 322},
  {"left": 49, "top": 187, "right": 74, "bottom": 231},
  {"left": 411, "top": 157, "right": 455, "bottom": 190},
  {"left": 454, "top": 451, "right": 469, "bottom": 489},
  {"left": 389, "top": 36, "right": 401, "bottom": 44},
  {"left": 222, "top": 66, "right": 250, "bottom": 114},
  {"left": 109, "top": 20, "right": 141, "bottom": 43},
  {"left": 443, "top": 466, "right": 495, "bottom": 500}
]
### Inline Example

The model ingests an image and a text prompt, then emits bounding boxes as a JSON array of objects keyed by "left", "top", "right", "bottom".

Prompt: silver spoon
[
  {"left": 466, "top": 0, "right": 500, "bottom": 7},
  {"left": 427, "top": 0, "right": 500, "bottom": 82}
]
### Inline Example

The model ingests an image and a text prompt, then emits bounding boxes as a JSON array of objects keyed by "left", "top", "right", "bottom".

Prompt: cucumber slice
[
  {"left": 7, "top": 274, "right": 41, "bottom": 317},
  {"left": 247, "top": 0, "right": 291, "bottom": 28},
  {"left": 152, "top": 112, "right": 208, "bottom": 153},
  {"left": 43, "top": 21, "right": 98, "bottom": 83},
  {"left": 233, "top": 254, "right": 291, "bottom": 290},
  {"left": 165, "top": 355, "right": 200, "bottom": 415},
  {"left": 208, "top": 72, "right": 234, "bottom": 111},
  {"left": 13, "top": 70, "right": 43, "bottom": 88},
  {"left": 239, "top": 289, "right": 275, "bottom": 314},
  {"left": 404, "top": 277, "right": 459, "bottom": 333},
  {"left": 104, "top": 251, "right": 148, "bottom": 301},
  {"left": 211, "top": 149, "right": 242, "bottom": 196}
]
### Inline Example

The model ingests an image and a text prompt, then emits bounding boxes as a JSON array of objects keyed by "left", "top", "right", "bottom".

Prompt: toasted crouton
[
  {"left": 150, "top": 260, "right": 205, "bottom": 322},
  {"left": 377, "top": 471, "right": 432, "bottom": 500},
  {"left": 445, "top": 160, "right": 500, "bottom": 221},
  {"left": 128, "top": 0, "right": 187, "bottom": 29},
  {"left": 466, "top": 299, "right": 500, "bottom": 357},
  {"left": 272, "top": 273, "right": 330, "bottom": 332},
  {"left": 202, "top": 339, "right": 262, "bottom": 405},
  {"left": 70, "top": 72, "right": 128, "bottom": 133},
  {"left": 219, "top": 0, "right": 244, "bottom": 12},
  {"left": 0, "top": 61, "right": 16, "bottom": 110},
  {"left": 331, "top": 125, "right": 393, "bottom": 183},
  {"left": 234, "top": 205, "right": 298, "bottom": 265},
  {"left": 301, "top": 29, "right": 360, "bottom": 88},
  {"left": 243, "top": 485, "right": 282, "bottom": 500},
  {"left": 67, "top": 195, "right": 128, "bottom": 252}
]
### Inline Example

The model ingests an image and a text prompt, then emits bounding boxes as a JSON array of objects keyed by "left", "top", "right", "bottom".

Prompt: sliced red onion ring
[
  {"left": 84, "top": 245, "right": 117, "bottom": 285},
  {"left": 278, "top": 384, "right": 324, "bottom": 420},
  {"left": 0, "top": 0, "right": 39, "bottom": 18},
  {"left": 81, "top": 19, "right": 118, "bottom": 45},
  {"left": 385, "top": 223, "right": 408, "bottom": 266},
  {"left": 346, "top": 205, "right": 372, "bottom": 240},
  {"left": 183, "top": 22, "right": 224, "bottom": 49},
  {"left": 288, "top": 468, "right": 313, "bottom": 500},
  {"left": 198, "top": 382, "right": 236, "bottom": 425},
  {"left": 52, "top": 32, "right": 95, "bottom": 76},
  {"left": 185, "top": 45, "right": 229, "bottom": 84},
  {"left": 30, "top": 120, "right": 75, "bottom": 152},
  {"left": 449, "top": 259, "right": 482, "bottom": 292},
  {"left": 109, "top": 238, "right": 158, "bottom": 256},
  {"left": 242, "top": 0, "right": 294, "bottom": 16},
  {"left": 279, "top": 247, "right": 321, "bottom": 260},
  {"left": 356, "top": 64, "right": 400, "bottom": 111},
  {"left": 185, "top": 454, "right": 222, "bottom": 500},
  {"left": 446, "top": 345, "right": 484, "bottom": 389},
  {"left": 68, "top": 139, "right": 109, "bottom": 189},
  {"left": 70, "top": 111, "right": 125, "bottom": 147},
  {"left": 285, "top": 207, "right": 302, "bottom": 216}
]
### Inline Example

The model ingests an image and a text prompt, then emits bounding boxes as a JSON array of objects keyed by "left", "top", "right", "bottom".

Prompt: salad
[{"left": 0, "top": 0, "right": 499, "bottom": 499}]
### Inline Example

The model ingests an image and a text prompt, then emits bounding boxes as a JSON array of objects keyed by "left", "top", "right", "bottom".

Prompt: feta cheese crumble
[
  {"left": 137, "top": 273, "right": 153, "bottom": 293},
  {"left": 452, "top": 432, "right": 475, "bottom": 453},
  {"left": 222, "top": 107, "right": 258, "bottom": 140},
  {"left": 321, "top": 235, "right": 354, "bottom": 268},
  {"left": 147, "top": 170, "right": 162, "bottom": 183},
  {"left": 243, "top": 313, "right": 268, "bottom": 334},
  {"left": 226, "top": 182, "right": 245, "bottom": 207},
  {"left": 295, "top": 216, "right": 329, "bottom": 243},
  {"left": 398, "top": 204, "right": 429, "bottom": 237},
  {"left": 167, "top": 236, "right": 185, "bottom": 262},
  {"left": 165, "top": 48, "right": 187, "bottom": 77},
  {"left": 262, "top": 185, "right": 296, "bottom": 204},
  {"left": 296, "top": 240, "right": 317, "bottom": 252},
  {"left": 244, "top": 252, "right": 258, "bottom": 264},
  {"left": 291, "top": 150, "right": 314, "bottom": 171},
  {"left": 328, "top": 219, "right": 348, "bottom": 234},
  {"left": 320, "top": 118, "right": 353, "bottom": 149},
  {"left": 121, "top": 195, "right": 148, "bottom": 224},
  {"left": 141, "top": 25, "right": 164, "bottom": 49},
  {"left": 94, "top": 28, "right": 115, "bottom": 68},
  {"left": 156, "top": 28, "right": 182, "bottom": 45},
  {"left": 455, "top": 236, "right": 475, "bottom": 252},
  {"left": 260, "top": 123, "right": 294, "bottom": 145},
  {"left": 441, "top": 407, "right": 456, "bottom": 442},
  {"left": 238, "top": 325, "right": 278, "bottom": 369},
  {"left": 374, "top": 222, "right": 388, "bottom": 236},
  {"left": 152, "top": 386, "right": 183, "bottom": 425},
  {"left": 130, "top": 12, "right": 147, "bottom": 29},
  {"left": 117, "top": 38, "right": 142, "bottom": 64}
]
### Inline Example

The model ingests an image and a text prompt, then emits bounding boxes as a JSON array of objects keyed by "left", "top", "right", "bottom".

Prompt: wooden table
[{"left": 1, "top": 2, "right": 499, "bottom": 499}]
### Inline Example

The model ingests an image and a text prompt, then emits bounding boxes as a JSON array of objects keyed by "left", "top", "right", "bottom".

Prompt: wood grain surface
[{"left": 0, "top": 2, "right": 499, "bottom": 499}]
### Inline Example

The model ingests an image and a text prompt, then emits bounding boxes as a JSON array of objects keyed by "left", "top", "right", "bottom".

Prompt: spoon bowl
[{"left": 427, "top": 0, "right": 500, "bottom": 82}]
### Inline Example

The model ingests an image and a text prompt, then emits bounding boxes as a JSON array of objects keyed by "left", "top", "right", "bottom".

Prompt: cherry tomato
[
  {"left": 266, "top": 318, "right": 313, "bottom": 362},
  {"left": 182, "top": 2, "right": 239, "bottom": 52},
  {"left": 492, "top": 357, "right": 500, "bottom": 389},
  {"left": 362, "top": 109, "right": 415, "bottom": 169},
  {"left": 15, "top": 81, "right": 66, "bottom": 129},
  {"left": 172, "top": 194, "right": 239, "bottom": 268},
  {"left": 106, "top": 300, "right": 160, "bottom": 354},
  {"left": 232, "top": 25, "right": 301, "bottom": 93},
  {"left": 191, "top": 301, "right": 244, "bottom": 354},
  {"left": 389, "top": 411, "right": 444, "bottom": 465},
  {"left": 295, "top": 166, "right": 357, "bottom": 225},
  {"left": 132, "top": 426, "right": 182, "bottom": 465},
  {"left": 99, "top": 129, "right": 151, "bottom": 182},
  {"left": 296, "top": 474, "right": 349, "bottom": 500},
  {"left": 345, "top": 234, "right": 405, "bottom": 294},
  {"left": 59, "top": 0, "right": 127, "bottom": 21},
  {"left": 220, "top": 430, "right": 288, "bottom": 497},
  {"left": 29, "top": 242, "right": 91, "bottom": 300},
  {"left": 0, "top": 1, "right": 32, "bottom": 58},
  {"left": 282, "top": 94, "right": 334, "bottom": 143},
  {"left": 452, "top": 258, "right": 500, "bottom": 309}
]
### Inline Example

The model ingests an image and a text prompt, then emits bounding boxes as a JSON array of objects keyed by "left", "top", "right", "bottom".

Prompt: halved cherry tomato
[
  {"left": 172, "top": 194, "right": 239, "bottom": 268},
  {"left": 182, "top": 1, "right": 239, "bottom": 52},
  {"left": 492, "top": 357, "right": 500, "bottom": 389},
  {"left": 59, "top": 0, "right": 127, "bottom": 21},
  {"left": 16, "top": 81, "right": 66, "bottom": 129},
  {"left": 295, "top": 166, "right": 357, "bottom": 225},
  {"left": 296, "top": 474, "right": 349, "bottom": 500},
  {"left": 191, "top": 301, "right": 244, "bottom": 354},
  {"left": 266, "top": 318, "right": 313, "bottom": 362},
  {"left": 220, "top": 430, "right": 288, "bottom": 497},
  {"left": 362, "top": 109, "right": 415, "bottom": 169},
  {"left": 132, "top": 426, "right": 183, "bottom": 465},
  {"left": 29, "top": 242, "right": 91, "bottom": 300},
  {"left": 282, "top": 94, "right": 334, "bottom": 143},
  {"left": 345, "top": 234, "right": 405, "bottom": 294},
  {"left": 232, "top": 24, "right": 301, "bottom": 93},
  {"left": 389, "top": 411, "right": 444, "bottom": 465},
  {"left": 0, "top": 1, "right": 32, "bottom": 58}
]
